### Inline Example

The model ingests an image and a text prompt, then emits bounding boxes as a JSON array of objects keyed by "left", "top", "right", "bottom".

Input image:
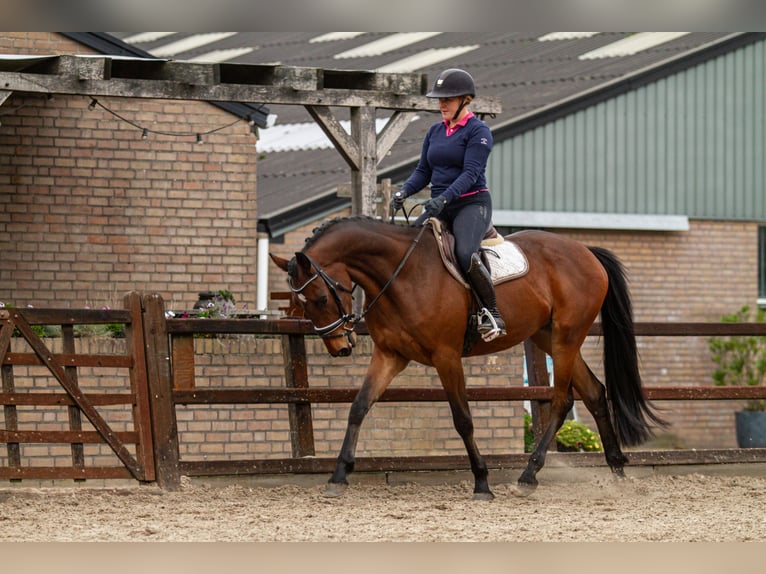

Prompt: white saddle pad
[{"left": 482, "top": 241, "right": 529, "bottom": 285}]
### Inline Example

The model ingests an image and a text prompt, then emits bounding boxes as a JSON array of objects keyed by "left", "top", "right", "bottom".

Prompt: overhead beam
[{"left": 0, "top": 54, "right": 502, "bottom": 114}]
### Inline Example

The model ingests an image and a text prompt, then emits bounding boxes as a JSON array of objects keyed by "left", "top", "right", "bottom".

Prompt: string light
[{"left": 85, "top": 95, "right": 251, "bottom": 143}]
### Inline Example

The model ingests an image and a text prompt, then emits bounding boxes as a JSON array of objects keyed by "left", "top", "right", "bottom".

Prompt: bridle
[
  {"left": 288, "top": 224, "right": 428, "bottom": 342},
  {"left": 288, "top": 253, "right": 357, "bottom": 340}
]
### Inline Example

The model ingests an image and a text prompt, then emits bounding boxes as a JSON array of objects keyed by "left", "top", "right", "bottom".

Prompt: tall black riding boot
[{"left": 466, "top": 253, "right": 507, "bottom": 342}]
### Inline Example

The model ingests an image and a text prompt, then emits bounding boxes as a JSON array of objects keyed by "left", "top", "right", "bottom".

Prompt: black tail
[{"left": 589, "top": 246, "right": 668, "bottom": 447}]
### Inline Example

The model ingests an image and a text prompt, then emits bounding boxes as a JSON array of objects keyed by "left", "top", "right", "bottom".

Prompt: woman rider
[{"left": 391, "top": 68, "right": 506, "bottom": 342}]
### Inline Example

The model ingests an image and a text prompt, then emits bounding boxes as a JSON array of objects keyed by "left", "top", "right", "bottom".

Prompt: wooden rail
[
  {"left": 0, "top": 294, "right": 155, "bottom": 483},
  {"left": 4, "top": 292, "right": 766, "bottom": 489},
  {"left": 160, "top": 307, "right": 766, "bottom": 485}
]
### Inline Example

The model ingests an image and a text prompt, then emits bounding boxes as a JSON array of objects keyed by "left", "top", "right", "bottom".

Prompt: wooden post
[
  {"left": 124, "top": 292, "right": 156, "bottom": 482},
  {"left": 141, "top": 293, "right": 181, "bottom": 490},
  {"left": 171, "top": 335, "right": 196, "bottom": 390},
  {"left": 350, "top": 106, "right": 378, "bottom": 218},
  {"left": 523, "top": 339, "right": 554, "bottom": 450},
  {"left": 1, "top": 315, "right": 20, "bottom": 480},
  {"left": 62, "top": 324, "right": 85, "bottom": 479},
  {"left": 281, "top": 333, "right": 315, "bottom": 457}
]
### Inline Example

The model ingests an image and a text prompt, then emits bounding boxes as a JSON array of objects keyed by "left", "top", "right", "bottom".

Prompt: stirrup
[{"left": 477, "top": 308, "right": 506, "bottom": 342}]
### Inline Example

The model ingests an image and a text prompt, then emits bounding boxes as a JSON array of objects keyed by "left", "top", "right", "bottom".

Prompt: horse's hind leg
[
  {"left": 571, "top": 357, "right": 628, "bottom": 476},
  {"left": 516, "top": 377, "right": 574, "bottom": 496},
  {"left": 516, "top": 334, "right": 580, "bottom": 496},
  {"left": 325, "top": 348, "right": 408, "bottom": 497}
]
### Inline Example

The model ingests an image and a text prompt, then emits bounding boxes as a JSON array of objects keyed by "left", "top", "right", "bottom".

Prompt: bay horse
[{"left": 271, "top": 216, "right": 666, "bottom": 500}]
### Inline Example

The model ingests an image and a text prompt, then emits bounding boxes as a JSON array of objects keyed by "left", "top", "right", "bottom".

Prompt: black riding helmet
[{"left": 426, "top": 68, "right": 476, "bottom": 98}]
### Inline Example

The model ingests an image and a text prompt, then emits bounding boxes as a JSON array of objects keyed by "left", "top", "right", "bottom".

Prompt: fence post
[
  {"left": 523, "top": 339, "right": 554, "bottom": 450},
  {"left": 281, "top": 333, "right": 315, "bottom": 457},
  {"left": 141, "top": 293, "right": 181, "bottom": 490},
  {"left": 124, "top": 291, "right": 156, "bottom": 482}
]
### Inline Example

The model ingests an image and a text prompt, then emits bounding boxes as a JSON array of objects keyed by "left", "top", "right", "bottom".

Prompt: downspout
[{"left": 256, "top": 232, "right": 270, "bottom": 318}]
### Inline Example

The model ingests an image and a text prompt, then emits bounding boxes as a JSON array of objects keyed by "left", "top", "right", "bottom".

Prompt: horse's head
[{"left": 270, "top": 251, "right": 358, "bottom": 357}]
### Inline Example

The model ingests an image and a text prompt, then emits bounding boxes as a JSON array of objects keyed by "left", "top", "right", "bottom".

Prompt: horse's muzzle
[{"left": 336, "top": 346, "right": 352, "bottom": 357}]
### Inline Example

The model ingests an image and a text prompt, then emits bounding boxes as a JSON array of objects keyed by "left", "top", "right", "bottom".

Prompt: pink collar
[{"left": 444, "top": 111, "right": 474, "bottom": 136}]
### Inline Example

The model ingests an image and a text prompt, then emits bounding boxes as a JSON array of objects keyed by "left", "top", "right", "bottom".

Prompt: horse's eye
[{"left": 316, "top": 294, "right": 328, "bottom": 306}]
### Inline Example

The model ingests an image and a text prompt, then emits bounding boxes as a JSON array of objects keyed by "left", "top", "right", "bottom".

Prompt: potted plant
[
  {"left": 554, "top": 419, "right": 603, "bottom": 452},
  {"left": 708, "top": 305, "right": 766, "bottom": 447}
]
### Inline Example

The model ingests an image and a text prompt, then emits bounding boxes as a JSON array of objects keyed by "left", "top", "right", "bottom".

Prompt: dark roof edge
[
  {"left": 379, "top": 32, "right": 766, "bottom": 184},
  {"left": 60, "top": 32, "right": 270, "bottom": 128},
  {"left": 490, "top": 32, "right": 765, "bottom": 141},
  {"left": 257, "top": 193, "right": 350, "bottom": 239}
]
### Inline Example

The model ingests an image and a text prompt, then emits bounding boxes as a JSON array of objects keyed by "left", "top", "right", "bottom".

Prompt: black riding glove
[
  {"left": 423, "top": 196, "right": 447, "bottom": 218},
  {"left": 390, "top": 191, "right": 406, "bottom": 213}
]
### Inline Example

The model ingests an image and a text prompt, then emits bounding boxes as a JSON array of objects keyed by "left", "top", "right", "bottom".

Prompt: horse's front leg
[
  {"left": 435, "top": 357, "right": 493, "bottom": 501},
  {"left": 325, "top": 348, "right": 408, "bottom": 497}
]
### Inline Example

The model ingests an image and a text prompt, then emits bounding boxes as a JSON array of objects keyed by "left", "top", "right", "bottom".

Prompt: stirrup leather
[{"left": 477, "top": 307, "right": 506, "bottom": 342}]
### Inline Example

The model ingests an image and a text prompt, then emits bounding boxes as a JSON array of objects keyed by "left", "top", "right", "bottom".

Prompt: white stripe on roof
[
  {"left": 537, "top": 32, "right": 599, "bottom": 42},
  {"left": 334, "top": 32, "right": 442, "bottom": 59},
  {"left": 121, "top": 32, "right": 177, "bottom": 44},
  {"left": 188, "top": 47, "right": 255, "bottom": 63},
  {"left": 256, "top": 115, "right": 420, "bottom": 153},
  {"left": 376, "top": 45, "right": 480, "bottom": 73},
  {"left": 579, "top": 32, "right": 690, "bottom": 59},
  {"left": 310, "top": 32, "right": 366, "bottom": 43},
  {"left": 151, "top": 32, "right": 238, "bottom": 57}
]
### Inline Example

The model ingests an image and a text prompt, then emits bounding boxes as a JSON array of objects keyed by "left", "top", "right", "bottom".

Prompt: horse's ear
[
  {"left": 269, "top": 253, "right": 290, "bottom": 272},
  {"left": 294, "top": 252, "right": 312, "bottom": 274}
]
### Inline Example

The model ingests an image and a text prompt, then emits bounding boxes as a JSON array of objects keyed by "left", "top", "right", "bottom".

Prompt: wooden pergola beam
[{"left": 0, "top": 54, "right": 502, "bottom": 220}]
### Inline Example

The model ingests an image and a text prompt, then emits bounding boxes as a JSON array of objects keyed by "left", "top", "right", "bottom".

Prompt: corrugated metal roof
[
  {"left": 488, "top": 37, "right": 766, "bottom": 222},
  {"left": 188, "top": 47, "right": 254, "bottom": 63},
  {"left": 579, "top": 32, "right": 691, "bottom": 59},
  {"left": 256, "top": 115, "right": 418, "bottom": 153},
  {"left": 333, "top": 33, "right": 442, "bottom": 59},
  {"left": 377, "top": 46, "right": 481, "bottom": 73},
  {"left": 103, "top": 31, "right": 749, "bottom": 235},
  {"left": 151, "top": 32, "right": 238, "bottom": 57}
]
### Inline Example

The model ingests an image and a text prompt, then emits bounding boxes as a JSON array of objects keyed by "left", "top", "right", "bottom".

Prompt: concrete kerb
[
  {"left": 187, "top": 461, "right": 766, "bottom": 490},
  {"left": 3, "top": 462, "right": 766, "bottom": 491}
]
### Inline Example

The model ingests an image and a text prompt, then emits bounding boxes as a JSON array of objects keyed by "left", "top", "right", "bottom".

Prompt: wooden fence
[{"left": 2, "top": 291, "right": 766, "bottom": 490}]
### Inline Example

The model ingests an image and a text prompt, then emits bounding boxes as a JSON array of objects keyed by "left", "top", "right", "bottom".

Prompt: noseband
[{"left": 288, "top": 253, "right": 359, "bottom": 341}]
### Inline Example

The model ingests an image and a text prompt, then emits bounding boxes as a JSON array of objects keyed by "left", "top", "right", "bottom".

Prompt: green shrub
[
  {"left": 708, "top": 305, "right": 766, "bottom": 411},
  {"left": 555, "top": 419, "right": 603, "bottom": 452}
]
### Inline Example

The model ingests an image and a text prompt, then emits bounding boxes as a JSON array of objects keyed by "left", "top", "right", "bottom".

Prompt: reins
[{"left": 355, "top": 222, "right": 427, "bottom": 322}]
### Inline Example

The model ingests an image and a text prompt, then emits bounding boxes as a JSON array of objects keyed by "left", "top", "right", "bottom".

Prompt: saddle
[
  {"left": 426, "top": 218, "right": 529, "bottom": 287},
  {"left": 426, "top": 218, "right": 529, "bottom": 355}
]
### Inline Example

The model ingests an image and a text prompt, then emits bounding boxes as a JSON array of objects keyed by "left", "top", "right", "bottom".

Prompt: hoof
[
  {"left": 612, "top": 467, "right": 626, "bottom": 479},
  {"left": 323, "top": 482, "right": 348, "bottom": 498},
  {"left": 472, "top": 491, "right": 495, "bottom": 502},
  {"left": 511, "top": 481, "right": 538, "bottom": 498}
]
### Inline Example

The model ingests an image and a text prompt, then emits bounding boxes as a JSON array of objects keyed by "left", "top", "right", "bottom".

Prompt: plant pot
[{"left": 735, "top": 411, "right": 766, "bottom": 448}]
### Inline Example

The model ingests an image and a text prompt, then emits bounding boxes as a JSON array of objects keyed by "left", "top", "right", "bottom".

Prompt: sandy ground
[{"left": 2, "top": 469, "right": 766, "bottom": 542}]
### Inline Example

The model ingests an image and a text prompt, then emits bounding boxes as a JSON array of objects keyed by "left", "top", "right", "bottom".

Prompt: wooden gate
[{"left": 0, "top": 292, "right": 155, "bottom": 482}]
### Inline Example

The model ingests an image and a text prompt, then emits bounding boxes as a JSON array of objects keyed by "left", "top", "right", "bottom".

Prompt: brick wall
[
  {"left": 268, "top": 218, "right": 760, "bottom": 450},
  {"left": 0, "top": 33, "right": 259, "bottom": 312},
  {"left": 542, "top": 219, "right": 758, "bottom": 449}
]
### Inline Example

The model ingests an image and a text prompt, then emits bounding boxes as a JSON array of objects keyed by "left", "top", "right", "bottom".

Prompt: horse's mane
[{"left": 302, "top": 216, "right": 398, "bottom": 251}]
